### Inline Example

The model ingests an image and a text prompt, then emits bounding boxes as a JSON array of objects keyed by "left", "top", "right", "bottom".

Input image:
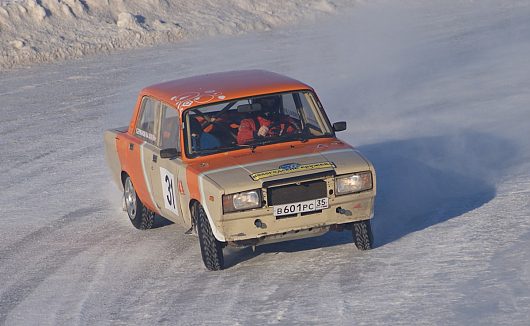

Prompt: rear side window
[
  {"left": 160, "top": 104, "right": 180, "bottom": 151},
  {"left": 136, "top": 97, "right": 158, "bottom": 144}
]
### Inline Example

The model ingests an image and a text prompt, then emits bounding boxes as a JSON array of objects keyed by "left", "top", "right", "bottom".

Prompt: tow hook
[
  {"left": 254, "top": 219, "right": 266, "bottom": 229},
  {"left": 336, "top": 207, "right": 352, "bottom": 216}
]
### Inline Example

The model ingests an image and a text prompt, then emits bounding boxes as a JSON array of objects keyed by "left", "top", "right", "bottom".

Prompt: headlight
[
  {"left": 335, "top": 172, "right": 372, "bottom": 195},
  {"left": 223, "top": 189, "right": 262, "bottom": 213}
]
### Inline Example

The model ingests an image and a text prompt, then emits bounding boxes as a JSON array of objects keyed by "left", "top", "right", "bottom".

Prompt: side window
[
  {"left": 136, "top": 97, "right": 159, "bottom": 144},
  {"left": 160, "top": 104, "right": 180, "bottom": 151}
]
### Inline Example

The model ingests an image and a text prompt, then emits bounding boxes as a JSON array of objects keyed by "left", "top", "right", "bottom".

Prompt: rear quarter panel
[{"left": 104, "top": 128, "right": 127, "bottom": 190}]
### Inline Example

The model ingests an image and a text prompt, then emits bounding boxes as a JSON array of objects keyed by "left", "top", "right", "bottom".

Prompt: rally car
[{"left": 104, "top": 70, "right": 376, "bottom": 270}]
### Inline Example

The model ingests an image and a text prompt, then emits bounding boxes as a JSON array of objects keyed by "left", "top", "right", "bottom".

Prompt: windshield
[{"left": 183, "top": 91, "right": 333, "bottom": 157}]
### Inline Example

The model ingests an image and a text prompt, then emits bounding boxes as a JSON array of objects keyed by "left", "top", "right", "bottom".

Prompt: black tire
[
  {"left": 352, "top": 219, "right": 374, "bottom": 250},
  {"left": 193, "top": 203, "right": 224, "bottom": 271},
  {"left": 123, "top": 175, "right": 154, "bottom": 230}
]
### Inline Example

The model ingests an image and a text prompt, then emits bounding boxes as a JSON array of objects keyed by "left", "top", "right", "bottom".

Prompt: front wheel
[
  {"left": 352, "top": 220, "right": 374, "bottom": 250},
  {"left": 123, "top": 176, "right": 154, "bottom": 230},
  {"left": 193, "top": 203, "right": 224, "bottom": 271}
]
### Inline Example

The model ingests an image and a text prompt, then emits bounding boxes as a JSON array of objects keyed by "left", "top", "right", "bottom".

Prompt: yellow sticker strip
[{"left": 249, "top": 162, "right": 335, "bottom": 181}]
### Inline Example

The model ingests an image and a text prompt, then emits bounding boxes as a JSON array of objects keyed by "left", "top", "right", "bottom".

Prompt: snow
[
  {"left": 1, "top": 0, "right": 530, "bottom": 324},
  {"left": 0, "top": 0, "right": 352, "bottom": 70}
]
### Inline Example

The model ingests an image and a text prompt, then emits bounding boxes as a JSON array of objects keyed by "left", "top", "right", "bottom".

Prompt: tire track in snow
[
  {"left": 64, "top": 225, "right": 201, "bottom": 325},
  {"left": 0, "top": 207, "right": 108, "bottom": 323}
]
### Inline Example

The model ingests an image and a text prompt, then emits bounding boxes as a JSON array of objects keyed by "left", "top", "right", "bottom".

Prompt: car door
[
  {"left": 141, "top": 101, "right": 184, "bottom": 224},
  {"left": 131, "top": 96, "right": 160, "bottom": 214}
]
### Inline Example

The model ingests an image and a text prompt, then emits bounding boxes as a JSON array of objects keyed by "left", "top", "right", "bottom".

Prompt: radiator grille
[{"left": 267, "top": 180, "right": 327, "bottom": 206}]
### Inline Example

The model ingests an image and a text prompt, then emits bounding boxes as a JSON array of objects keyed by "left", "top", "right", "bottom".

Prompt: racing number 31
[
  {"left": 160, "top": 167, "right": 179, "bottom": 216},
  {"left": 165, "top": 175, "right": 175, "bottom": 209}
]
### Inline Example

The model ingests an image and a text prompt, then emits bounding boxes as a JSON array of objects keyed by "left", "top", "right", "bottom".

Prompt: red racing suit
[{"left": 237, "top": 115, "right": 297, "bottom": 145}]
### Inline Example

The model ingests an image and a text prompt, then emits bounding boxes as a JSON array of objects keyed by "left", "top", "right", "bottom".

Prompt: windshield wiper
[
  {"left": 280, "top": 132, "right": 309, "bottom": 143},
  {"left": 244, "top": 138, "right": 278, "bottom": 148},
  {"left": 242, "top": 132, "right": 310, "bottom": 149},
  {"left": 193, "top": 144, "right": 255, "bottom": 155},
  {"left": 234, "top": 143, "right": 259, "bottom": 152}
]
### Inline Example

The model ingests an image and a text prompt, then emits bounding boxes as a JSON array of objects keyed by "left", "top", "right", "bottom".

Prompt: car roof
[{"left": 140, "top": 70, "right": 313, "bottom": 111}]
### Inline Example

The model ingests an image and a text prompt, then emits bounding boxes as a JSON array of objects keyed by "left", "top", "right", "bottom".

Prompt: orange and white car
[{"left": 104, "top": 70, "right": 376, "bottom": 270}]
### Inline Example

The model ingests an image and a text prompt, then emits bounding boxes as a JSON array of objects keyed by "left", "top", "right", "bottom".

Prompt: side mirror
[
  {"left": 333, "top": 121, "right": 347, "bottom": 132},
  {"left": 160, "top": 148, "right": 179, "bottom": 159}
]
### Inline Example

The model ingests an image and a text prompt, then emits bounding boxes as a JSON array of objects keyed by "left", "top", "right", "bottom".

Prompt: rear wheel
[
  {"left": 193, "top": 202, "right": 224, "bottom": 270},
  {"left": 123, "top": 176, "right": 154, "bottom": 230},
  {"left": 352, "top": 219, "right": 374, "bottom": 250}
]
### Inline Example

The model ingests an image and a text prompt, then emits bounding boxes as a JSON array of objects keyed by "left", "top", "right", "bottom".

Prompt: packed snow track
[{"left": 1, "top": 1, "right": 530, "bottom": 324}]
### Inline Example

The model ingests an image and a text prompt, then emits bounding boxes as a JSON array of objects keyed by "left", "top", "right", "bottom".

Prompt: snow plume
[
  {"left": 0, "top": 0, "right": 354, "bottom": 69},
  {"left": 278, "top": 1, "right": 530, "bottom": 244}
]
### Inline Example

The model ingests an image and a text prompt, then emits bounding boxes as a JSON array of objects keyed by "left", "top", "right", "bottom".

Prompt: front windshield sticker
[
  {"left": 170, "top": 90, "right": 225, "bottom": 110},
  {"left": 249, "top": 161, "right": 335, "bottom": 181}
]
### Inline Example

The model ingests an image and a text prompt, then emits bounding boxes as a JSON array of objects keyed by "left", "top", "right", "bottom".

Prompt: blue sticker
[{"left": 279, "top": 163, "right": 301, "bottom": 170}]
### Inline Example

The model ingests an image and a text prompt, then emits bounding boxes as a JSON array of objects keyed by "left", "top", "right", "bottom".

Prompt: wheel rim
[{"left": 124, "top": 178, "right": 137, "bottom": 219}]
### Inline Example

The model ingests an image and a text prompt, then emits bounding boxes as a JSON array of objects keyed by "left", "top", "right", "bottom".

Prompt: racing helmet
[{"left": 254, "top": 95, "right": 281, "bottom": 119}]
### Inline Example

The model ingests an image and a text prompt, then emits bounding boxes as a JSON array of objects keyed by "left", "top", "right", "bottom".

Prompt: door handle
[
  {"left": 129, "top": 143, "right": 134, "bottom": 150},
  {"left": 152, "top": 154, "right": 157, "bottom": 163}
]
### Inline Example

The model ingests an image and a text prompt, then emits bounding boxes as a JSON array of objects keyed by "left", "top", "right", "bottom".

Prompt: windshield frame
[{"left": 182, "top": 90, "right": 335, "bottom": 159}]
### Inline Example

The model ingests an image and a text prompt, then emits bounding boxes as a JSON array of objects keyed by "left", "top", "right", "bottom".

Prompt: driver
[
  {"left": 237, "top": 95, "right": 298, "bottom": 145},
  {"left": 190, "top": 116, "right": 220, "bottom": 151}
]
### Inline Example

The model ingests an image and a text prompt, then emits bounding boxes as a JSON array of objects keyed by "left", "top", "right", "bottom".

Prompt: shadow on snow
[
  {"left": 225, "top": 131, "right": 517, "bottom": 268},
  {"left": 361, "top": 132, "right": 516, "bottom": 246}
]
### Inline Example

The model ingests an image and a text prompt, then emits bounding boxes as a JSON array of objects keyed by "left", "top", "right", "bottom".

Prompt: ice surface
[{"left": 1, "top": 0, "right": 530, "bottom": 325}]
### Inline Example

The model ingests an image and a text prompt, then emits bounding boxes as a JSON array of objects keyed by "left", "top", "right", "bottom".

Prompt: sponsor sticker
[
  {"left": 170, "top": 90, "right": 225, "bottom": 110},
  {"left": 249, "top": 161, "right": 335, "bottom": 181},
  {"left": 136, "top": 128, "right": 157, "bottom": 142}
]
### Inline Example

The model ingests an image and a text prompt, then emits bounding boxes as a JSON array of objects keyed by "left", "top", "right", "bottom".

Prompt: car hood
[{"left": 197, "top": 140, "right": 371, "bottom": 194}]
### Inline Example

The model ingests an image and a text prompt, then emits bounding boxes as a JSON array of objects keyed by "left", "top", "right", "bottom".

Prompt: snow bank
[{"left": 0, "top": 0, "right": 353, "bottom": 69}]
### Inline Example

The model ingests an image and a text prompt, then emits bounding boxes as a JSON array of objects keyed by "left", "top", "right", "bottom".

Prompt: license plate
[{"left": 273, "top": 198, "right": 328, "bottom": 216}]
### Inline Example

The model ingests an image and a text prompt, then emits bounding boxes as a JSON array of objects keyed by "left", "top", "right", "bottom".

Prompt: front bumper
[{"left": 221, "top": 189, "right": 375, "bottom": 244}]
